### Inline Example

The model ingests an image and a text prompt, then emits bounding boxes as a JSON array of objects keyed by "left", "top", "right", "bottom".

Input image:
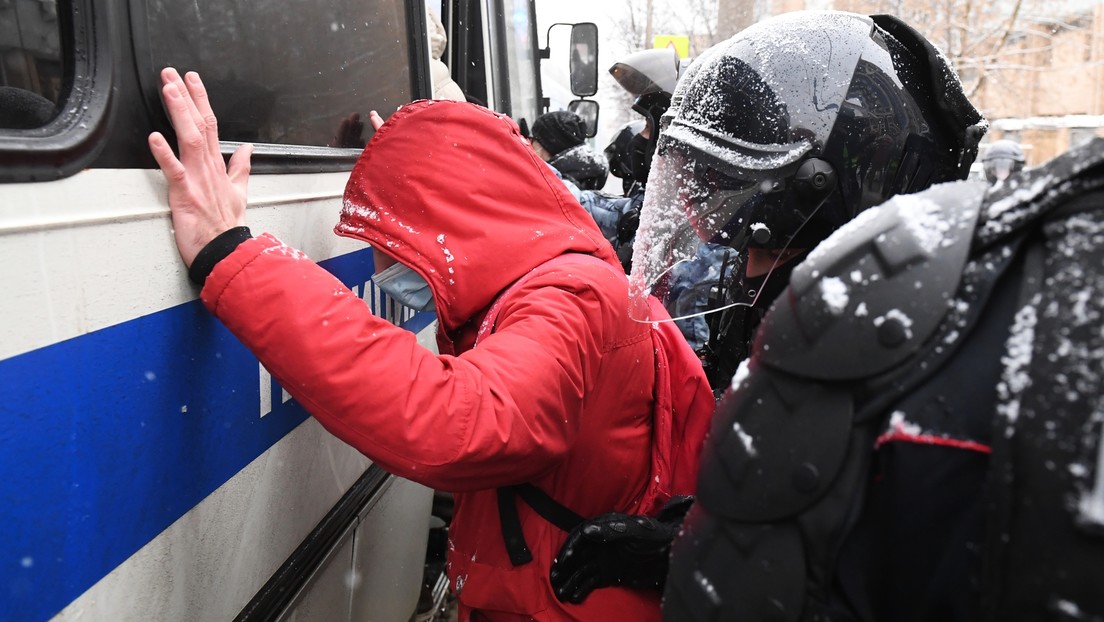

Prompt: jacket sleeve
[
  {"left": 201, "top": 234, "right": 609, "bottom": 491},
  {"left": 575, "top": 191, "right": 633, "bottom": 241},
  {"left": 545, "top": 160, "right": 631, "bottom": 241}
]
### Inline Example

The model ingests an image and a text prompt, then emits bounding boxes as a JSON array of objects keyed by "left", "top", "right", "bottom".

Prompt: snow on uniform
[{"left": 667, "top": 138, "right": 1104, "bottom": 621}]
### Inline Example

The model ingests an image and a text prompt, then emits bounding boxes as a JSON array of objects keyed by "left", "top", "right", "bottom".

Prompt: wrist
[{"left": 188, "top": 226, "right": 253, "bottom": 286}]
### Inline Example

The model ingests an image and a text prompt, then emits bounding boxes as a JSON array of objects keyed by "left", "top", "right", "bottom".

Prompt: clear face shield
[
  {"left": 984, "top": 157, "right": 1019, "bottom": 183},
  {"left": 627, "top": 125, "right": 819, "bottom": 327}
]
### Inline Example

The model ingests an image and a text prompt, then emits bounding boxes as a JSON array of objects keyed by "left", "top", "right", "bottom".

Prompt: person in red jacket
[{"left": 146, "top": 67, "right": 713, "bottom": 622}]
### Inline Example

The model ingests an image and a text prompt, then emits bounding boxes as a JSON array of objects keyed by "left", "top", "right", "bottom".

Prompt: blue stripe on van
[{"left": 0, "top": 248, "right": 434, "bottom": 622}]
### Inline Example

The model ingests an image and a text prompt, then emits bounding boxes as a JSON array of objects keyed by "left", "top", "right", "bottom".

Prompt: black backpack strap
[
  {"left": 478, "top": 253, "right": 621, "bottom": 567},
  {"left": 498, "top": 484, "right": 585, "bottom": 567},
  {"left": 497, "top": 487, "right": 532, "bottom": 566}
]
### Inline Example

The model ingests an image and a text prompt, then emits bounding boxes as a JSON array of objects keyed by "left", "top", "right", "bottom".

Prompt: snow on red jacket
[{"left": 200, "top": 100, "right": 711, "bottom": 621}]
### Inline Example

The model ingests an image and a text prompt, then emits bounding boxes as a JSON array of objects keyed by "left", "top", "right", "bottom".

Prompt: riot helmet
[
  {"left": 630, "top": 11, "right": 984, "bottom": 321},
  {"left": 982, "top": 139, "right": 1025, "bottom": 183},
  {"left": 609, "top": 48, "right": 682, "bottom": 187},
  {"left": 605, "top": 119, "right": 646, "bottom": 194},
  {"left": 628, "top": 11, "right": 985, "bottom": 381}
]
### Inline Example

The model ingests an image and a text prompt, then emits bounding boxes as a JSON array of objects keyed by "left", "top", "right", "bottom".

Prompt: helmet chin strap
[
  {"left": 696, "top": 162, "right": 835, "bottom": 390},
  {"left": 700, "top": 246, "right": 812, "bottom": 390}
]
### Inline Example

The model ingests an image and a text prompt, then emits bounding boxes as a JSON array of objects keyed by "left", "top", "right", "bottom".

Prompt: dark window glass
[
  {"left": 499, "top": 0, "right": 539, "bottom": 129},
  {"left": 0, "top": 0, "right": 62, "bottom": 129},
  {"left": 143, "top": 0, "right": 412, "bottom": 147},
  {"left": 451, "top": 1, "right": 488, "bottom": 108}
]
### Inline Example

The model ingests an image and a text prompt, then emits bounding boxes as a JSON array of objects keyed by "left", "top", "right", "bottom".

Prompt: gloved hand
[{"left": 550, "top": 495, "right": 694, "bottom": 604}]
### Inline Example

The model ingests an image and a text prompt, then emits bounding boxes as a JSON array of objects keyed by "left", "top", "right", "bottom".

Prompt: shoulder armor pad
[{"left": 757, "top": 180, "right": 988, "bottom": 381}]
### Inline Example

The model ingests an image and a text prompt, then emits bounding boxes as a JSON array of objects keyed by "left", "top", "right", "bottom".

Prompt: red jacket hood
[{"left": 336, "top": 100, "right": 618, "bottom": 335}]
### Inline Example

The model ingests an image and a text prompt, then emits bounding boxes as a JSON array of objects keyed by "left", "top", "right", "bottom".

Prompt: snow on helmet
[{"left": 628, "top": 10, "right": 986, "bottom": 323}]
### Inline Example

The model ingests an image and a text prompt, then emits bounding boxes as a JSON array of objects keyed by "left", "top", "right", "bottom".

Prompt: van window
[
  {"left": 0, "top": 0, "right": 62, "bottom": 129},
  {"left": 498, "top": 0, "right": 539, "bottom": 131},
  {"left": 141, "top": 0, "right": 413, "bottom": 147}
]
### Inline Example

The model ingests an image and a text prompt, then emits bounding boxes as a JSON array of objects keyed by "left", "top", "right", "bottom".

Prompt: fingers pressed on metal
[
  {"left": 183, "top": 71, "right": 221, "bottom": 161},
  {"left": 160, "top": 80, "right": 205, "bottom": 161},
  {"left": 160, "top": 68, "right": 201, "bottom": 134},
  {"left": 171, "top": 71, "right": 206, "bottom": 137},
  {"left": 157, "top": 67, "right": 182, "bottom": 133},
  {"left": 147, "top": 132, "right": 186, "bottom": 181},
  {"left": 227, "top": 144, "right": 254, "bottom": 185}
]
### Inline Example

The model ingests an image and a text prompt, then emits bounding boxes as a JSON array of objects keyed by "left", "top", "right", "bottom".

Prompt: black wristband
[{"left": 188, "top": 226, "right": 253, "bottom": 286}]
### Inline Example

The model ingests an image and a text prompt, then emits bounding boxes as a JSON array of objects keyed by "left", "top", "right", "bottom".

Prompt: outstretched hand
[{"left": 147, "top": 68, "right": 253, "bottom": 268}]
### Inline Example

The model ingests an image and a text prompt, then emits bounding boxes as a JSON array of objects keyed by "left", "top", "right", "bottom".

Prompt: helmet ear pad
[
  {"left": 791, "top": 158, "right": 837, "bottom": 204},
  {"left": 738, "top": 158, "right": 839, "bottom": 250},
  {"left": 781, "top": 157, "right": 839, "bottom": 248}
]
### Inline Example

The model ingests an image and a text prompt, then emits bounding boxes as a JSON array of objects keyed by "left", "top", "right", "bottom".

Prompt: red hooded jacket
[{"left": 200, "top": 100, "right": 712, "bottom": 621}]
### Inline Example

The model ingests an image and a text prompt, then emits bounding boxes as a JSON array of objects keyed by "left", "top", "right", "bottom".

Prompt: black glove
[{"left": 550, "top": 495, "right": 694, "bottom": 604}]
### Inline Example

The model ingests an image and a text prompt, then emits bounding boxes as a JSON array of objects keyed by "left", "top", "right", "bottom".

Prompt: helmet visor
[
  {"left": 984, "top": 157, "right": 1018, "bottom": 183},
  {"left": 628, "top": 127, "right": 815, "bottom": 322},
  {"left": 628, "top": 11, "right": 876, "bottom": 324}
]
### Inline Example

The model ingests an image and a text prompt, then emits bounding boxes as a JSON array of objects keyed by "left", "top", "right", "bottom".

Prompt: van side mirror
[
  {"left": 568, "top": 23, "right": 599, "bottom": 97},
  {"left": 568, "top": 99, "right": 599, "bottom": 138}
]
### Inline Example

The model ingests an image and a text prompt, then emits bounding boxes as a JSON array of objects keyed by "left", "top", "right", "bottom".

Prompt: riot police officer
[
  {"left": 607, "top": 47, "right": 681, "bottom": 195},
  {"left": 981, "top": 138, "right": 1026, "bottom": 184},
  {"left": 549, "top": 10, "right": 988, "bottom": 612},
  {"left": 656, "top": 13, "right": 1104, "bottom": 620}
]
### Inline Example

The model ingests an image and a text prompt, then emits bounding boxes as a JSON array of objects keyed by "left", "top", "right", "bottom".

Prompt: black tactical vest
[{"left": 663, "top": 139, "right": 1104, "bottom": 622}]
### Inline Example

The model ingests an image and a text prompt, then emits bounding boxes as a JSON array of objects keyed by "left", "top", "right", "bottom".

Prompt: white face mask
[{"left": 372, "top": 262, "right": 436, "bottom": 312}]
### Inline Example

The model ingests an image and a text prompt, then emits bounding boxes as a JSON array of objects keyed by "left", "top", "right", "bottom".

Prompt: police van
[{"left": 0, "top": 1, "right": 597, "bottom": 620}]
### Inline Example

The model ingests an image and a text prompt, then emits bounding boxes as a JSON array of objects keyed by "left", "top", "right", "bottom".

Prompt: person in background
[
  {"left": 0, "top": 86, "right": 55, "bottom": 129},
  {"left": 981, "top": 138, "right": 1026, "bottom": 184},
  {"left": 530, "top": 109, "right": 609, "bottom": 190},
  {"left": 529, "top": 109, "right": 644, "bottom": 272},
  {"left": 551, "top": 10, "right": 987, "bottom": 609},
  {"left": 606, "top": 47, "right": 681, "bottom": 196},
  {"left": 147, "top": 67, "right": 713, "bottom": 622},
  {"left": 605, "top": 47, "right": 725, "bottom": 364},
  {"left": 427, "top": 8, "right": 466, "bottom": 103},
  {"left": 604, "top": 119, "right": 646, "bottom": 195}
]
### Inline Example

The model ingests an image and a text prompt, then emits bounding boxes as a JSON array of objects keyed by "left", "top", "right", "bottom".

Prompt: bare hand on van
[
  {"left": 369, "top": 111, "right": 384, "bottom": 131},
  {"left": 147, "top": 67, "right": 253, "bottom": 268}
]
